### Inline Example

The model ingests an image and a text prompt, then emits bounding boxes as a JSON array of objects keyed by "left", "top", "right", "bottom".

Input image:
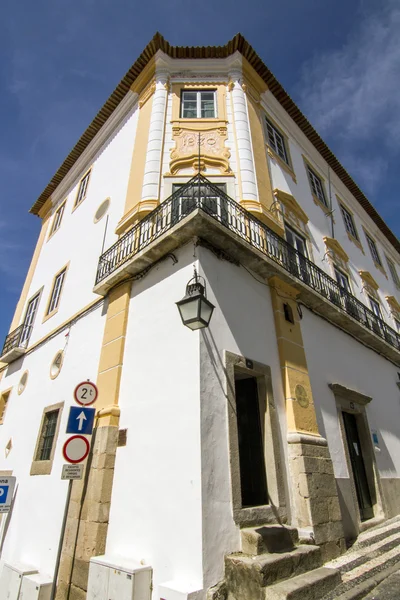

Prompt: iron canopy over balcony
[
  {"left": 94, "top": 174, "right": 400, "bottom": 360},
  {"left": 1, "top": 324, "right": 32, "bottom": 364}
]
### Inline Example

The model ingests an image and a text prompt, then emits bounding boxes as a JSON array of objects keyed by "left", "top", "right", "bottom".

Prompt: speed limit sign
[{"left": 74, "top": 381, "right": 98, "bottom": 406}]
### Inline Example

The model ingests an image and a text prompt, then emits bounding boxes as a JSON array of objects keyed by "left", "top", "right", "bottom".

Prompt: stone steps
[
  {"left": 241, "top": 526, "right": 299, "bottom": 556},
  {"left": 226, "top": 545, "right": 322, "bottom": 597},
  {"left": 264, "top": 567, "right": 340, "bottom": 600}
]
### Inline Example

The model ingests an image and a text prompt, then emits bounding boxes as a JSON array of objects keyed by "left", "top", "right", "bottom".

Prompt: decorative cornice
[
  {"left": 329, "top": 383, "right": 372, "bottom": 406},
  {"left": 386, "top": 295, "right": 400, "bottom": 314},
  {"left": 323, "top": 237, "right": 349, "bottom": 263},
  {"left": 274, "top": 188, "right": 308, "bottom": 224},
  {"left": 359, "top": 270, "right": 379, "bottom": 291}
]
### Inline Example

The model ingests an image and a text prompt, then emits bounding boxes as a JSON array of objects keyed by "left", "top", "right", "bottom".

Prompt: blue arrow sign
[{"left": 66, "top": 406, "right": 95, "bottom": 435}]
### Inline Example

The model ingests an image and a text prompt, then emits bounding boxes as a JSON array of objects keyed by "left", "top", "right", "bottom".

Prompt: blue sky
[{"left": 0, "top": 0, "right": 399, "bottom": 344}]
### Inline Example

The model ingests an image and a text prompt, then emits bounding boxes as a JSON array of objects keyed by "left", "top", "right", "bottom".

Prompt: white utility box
[
  {"left": 19, "top": 573, "right": 52, "bottom": 600},
  {"left": 87, "top": 555, "right": 152, "bottom": 600},
  {"left": 0, "top": 562, "right": 38, "bottom": 600}
]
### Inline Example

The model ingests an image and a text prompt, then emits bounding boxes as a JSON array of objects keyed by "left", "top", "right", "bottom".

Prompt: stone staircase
[
  {"left": 224, "top": 525, "right": 341, "bottom": 600},
  {"left": 321, "top": 515, "right": 400, "bottom": 599}
]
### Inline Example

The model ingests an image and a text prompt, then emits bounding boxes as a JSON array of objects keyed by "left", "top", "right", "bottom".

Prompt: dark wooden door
[
  {"left": 343, "top": 412, "right": 374, "bottom": 521},
  {"left": 235, "top": 377, "right": 268, "bottom": 507}
]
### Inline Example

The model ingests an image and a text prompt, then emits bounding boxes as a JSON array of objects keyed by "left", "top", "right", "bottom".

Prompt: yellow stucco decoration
[
  {"left": 386, "top": 295, "right": 400, "bottom": 314},
  {"left": 359, "top": 270, "right": 379, "bottom": 291},
  {"left": 323, "top": 237, "right": 349, "bottom": 263},
  {"left": 274, "top": 189, "right": 309, "bottom": 224}
]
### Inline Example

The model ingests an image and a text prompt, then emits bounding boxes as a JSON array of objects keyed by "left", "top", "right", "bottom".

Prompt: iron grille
[
  {"left": 95, "top": 174, "right": 400, "bottom": 353},
  {"left": 1, "top": 324, "right": 32, "bottom": 357}
]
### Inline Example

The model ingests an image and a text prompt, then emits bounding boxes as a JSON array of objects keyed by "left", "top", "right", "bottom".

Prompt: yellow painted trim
[
  {"left": 242, "top": 58, "right": 268, "bottom": 96},
  {"left": 362, "top": 226, "right": 387, "bottom": 277},
  {"left": 115, "top": 199, "right": 159, "bottom": 235},
  {"left": 129, "top": 58, "right": 156, "bottom": 95},
  {"left": 38, "top": 198, "right": 53, "bottom": 220},
  {"left": 17, "top": 370, "right": 29, "bottom": 396},
  {"left": 47, "top": 199, "right": 67, "bottom": 241},
  {"left": 117, "top": 93, "right": 154, "bottom": 235},
  {"left": 302, "top": 155, "right": 331, "bottom": 215},
  {"left": 264, "top": 112, "right": 296, "bottom": 183},
  {"left": 30, "top": 402, "right": 64, "bottom": 476},
  {"left": 323, "top": 237, "right": 349, "bottom": 263},
  {"left": 386, "top": 295, "right": 400, "bottom": 314},
  {"left": 0, "top": 387, "right": 12, "bottom": 425},
  {"left": 42, "top": 261, "right": 70, "bottom": 323},
  {"left": 246, "top": 92, "right": 274, "bottom": 212},
  {"left": 9, "top": 214, "right": 51, "bottom": 332},
  {"left": 171, "top": 82, "right": 227, "bottom": 122},
  {"left": 239, "top": 200, "right": 284, "bottom": 236},
  {"left": 49, "top": 349, "right": 64, "bottom": 380},
  {"left": 72, "top": 167, "right": 92, "bottom": 212},
  {"left": 274, "top": 189, "right": 309, "bottom": 225},
  {"left": 359, "top": 270, "right": 379, "bottom": 291}
]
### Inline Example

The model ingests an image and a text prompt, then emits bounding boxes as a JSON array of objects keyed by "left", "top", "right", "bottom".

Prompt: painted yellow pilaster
[
  {"left": 9, "top": 210, "right": 51, "bottom": 331},
  {"left": 115, "top": 88, "right": 155, "bottom": 235},
  {"left": 269, "top": 275, "right": 320, "bottom": 435},
  {"left": 96, "top": 280, "right": 131, "bottom": 426}
]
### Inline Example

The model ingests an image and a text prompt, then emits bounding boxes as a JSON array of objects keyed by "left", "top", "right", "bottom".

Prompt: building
[{"left": 0, "top": 32, "right": 400, "bottom": 600}]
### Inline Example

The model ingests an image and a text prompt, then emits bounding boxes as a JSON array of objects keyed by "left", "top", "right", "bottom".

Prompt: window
[
  {"left": 94, "top": 198, "right": 110, "bottom": 223},
  {"left": 365, "top": 233, "right": 382, "bottom": 266},
  {"left": 306, "top": 165, "right": 327, "bottom": 207},
  {"left": 37, "top": 410, "right": 59, "bottom": 461},
  {"left": 30, "top": 402, "right": 63, "bottom": 475},
  {"left": 49, "top": 201, "right": 66, "bottom": 236},
  {"left": 50, "top": 350, "right": 64, "bottom": 379},
  {"left": 20, "top": 292, "right": 40, "bottom": 345},
  {"left": 395, "top": 319, "right": 400, "bottom": 332},
  {"left": 46, "top": 267, "right": 67, "bottom": 316},
  {"left": 18, "top": 371, "right": 28, "bottom": 395},
  {"left": 334, "top": 267, "right": 350, "bottom": 292},
  {"left": 74, "top": 170, "right": 91, "bottom": 208},
  {"left": 285, "top": 224, "right": 308, "bottom": 257},
  {"left": 180, "top": 90, "right": 216, "bottom": 118},
  {"left": 0, "top": 390, "right": 11, "bottom": 425},
  {"left": 265, "top": 118, "right": 289, "bottom": 164},
  {"left": 340, "top": 205, "right": 359, "bottom": 240},
  {"left": 387, "top": 257, "right": 400, "bottom": 288},
  {"left": 369, "top": 296, "right": 382, "bottom": 319}
]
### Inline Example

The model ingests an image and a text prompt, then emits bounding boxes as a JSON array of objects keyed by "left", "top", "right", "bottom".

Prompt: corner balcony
[
  {"left": 1, "top": 324, "right": 32, "bottom": 364},
  {"left": 94, "top": 174, "right": 400, "bottom": 366}
]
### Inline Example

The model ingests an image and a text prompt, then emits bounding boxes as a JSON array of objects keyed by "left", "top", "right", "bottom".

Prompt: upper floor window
[
  {"left": 37, "top": 409, "right": 59, "bottom": 461},
  {"left": 49, "top": 201, "right": 66, "bottom": 236},
  {"left": 334, "top": 267, "right": 350, "bottom": 292},
  {"left": 74, "top": 170, "right": 91, "bottom": 208},
  {"left": 265, "top": 118, "right": 289, "bottom": 165},
  {"left": 365, "top": 233, "right": 382, "bottom": 266},
  {"left": 369, "top": 296, "right": 382, "bottom": 319},
  {"left": 0, "top": 389, "right": 11, "bottom": 425},
  {"left": 46, "top": 267, "right": 67, "bottom": 316},
  {"left": 340, "top": 205, "right": 359, "bottom": 240},
  {"left": 386, "top": 256, "right": 400, "bottom": 288},
  {"left": 285, "top": 224, "right": 308, "bottom": 257},
  {"left": 395, "top": 318, "right": 400, "bottom": 332},
  {"left": 21, "top": 292, "right": 40, "bottom": 345},
  {"left": 181, "top": 90, "right": 216, "bottom": 119},
  {"left": 306, "top": 165, "right": 327, "bottom": 207}
]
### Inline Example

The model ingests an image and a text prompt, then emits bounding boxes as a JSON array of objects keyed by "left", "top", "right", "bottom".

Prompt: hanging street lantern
[{"left": 176, "top": 269, "right": 215, "bottom": 330}]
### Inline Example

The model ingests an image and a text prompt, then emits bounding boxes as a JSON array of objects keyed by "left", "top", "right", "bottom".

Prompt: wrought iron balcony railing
[
  {"left": 95, "top": 174, "right": 400, "bottom": 353},
  {"left": 1, "top": 324, "right": 32, "bottom": 359}
]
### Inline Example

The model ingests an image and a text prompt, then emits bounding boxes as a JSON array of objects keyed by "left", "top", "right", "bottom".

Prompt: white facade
[{"left": 0, "top": 38, "right": 399, "bottom": 600}]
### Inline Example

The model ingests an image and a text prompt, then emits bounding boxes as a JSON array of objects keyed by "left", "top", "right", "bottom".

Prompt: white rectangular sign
[
  {"left": 0, "top": 476, "right": 16, "bottom": 514},
  {"left": 61, "top": 464, "right": 84, "bottom": 480}
]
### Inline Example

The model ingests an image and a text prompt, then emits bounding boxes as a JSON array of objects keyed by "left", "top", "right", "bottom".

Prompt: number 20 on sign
[{"left": 74, "top": 381, "right": 98, "bottom": 406}]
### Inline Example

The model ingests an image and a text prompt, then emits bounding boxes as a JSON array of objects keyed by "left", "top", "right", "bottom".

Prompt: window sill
[
  {"left": 42, "top": 307, "right": 59, "bottom": 324},
  {"left": 171, "top": 117, "right": 227, "bottom": 126},
  {"left": 346, "top": 232, "right": 364, "bottom": 254},
  {"left": 267, "top": 146, "right": 297, "bottom": 183},
  {"left": 312, "top": 194, "right": 335, "bottom": 220},
  {"left": 30, "top": 459, "right": 53, "bottom": 476}
]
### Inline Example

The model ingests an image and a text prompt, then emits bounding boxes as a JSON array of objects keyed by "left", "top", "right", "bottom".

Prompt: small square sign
[{"left": 0, "top": 486, "right": 8, "bottom": 504}]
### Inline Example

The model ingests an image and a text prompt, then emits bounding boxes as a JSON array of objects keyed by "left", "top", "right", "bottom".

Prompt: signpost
[
  {"left": 0, "top": 476, "right": 16, "bottom": 514},
  {"left": 51, "top": 380, "right": 98, "bottom": 600}
]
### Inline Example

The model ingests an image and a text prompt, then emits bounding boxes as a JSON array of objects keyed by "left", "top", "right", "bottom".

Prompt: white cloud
[{"left": 297, "top": 0, "right": 400, "bottom": 189}]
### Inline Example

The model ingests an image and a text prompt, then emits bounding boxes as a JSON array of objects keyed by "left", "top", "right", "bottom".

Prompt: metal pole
[{"left": 50, "top": 479, "right": 73, "bottom": 600}]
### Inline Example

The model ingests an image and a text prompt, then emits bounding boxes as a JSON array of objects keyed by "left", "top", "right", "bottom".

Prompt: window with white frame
[
  {"left": 340, "top": 205, "right": 359, "bottom": 240},
  {"left": 334, "top": 267, "right": 350, "bottom": 292},
  {"left": 36, "top": 410, "right": 59, "bottom": 461},
  {"left": 46, "top": 268, "right": 67, "bottom": 315},
  {"left": 180, "top": 90, "right": 216, "bottom": 119},
  {"left": 285, "top": 224, "right": 308, "bottom": 257},
  {"left": 365, "top": 233, "right": 382, "bottom": 266},
  {"left": 386, "top": 256, "right": 400, "bottom": 288},
  {"left": 74, "top": 170, "right": 91, "bottom": 207},
  {"left": 20, "top": 292, "right": 40, "bottom": 345},
  {"left": 306, "top": 165, "right": 327, "bottom": 207},
  {"left": 49, "top": 201, "right": 66, "bottom": 236},
  {"left": 265, "top": 118, "right": 289, "bottom": 164}
]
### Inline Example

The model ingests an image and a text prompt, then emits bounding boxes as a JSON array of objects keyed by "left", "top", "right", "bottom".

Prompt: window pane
[
  {"left": 47, "top": 269, "right": 66, "bottom": 315},
  {"left": 38, "top": 410, "right": 59, "bottom": 461},
  {"left": 341, "top": 206, "right": 358, "bottom": 239},
  {"left": 387, "top": 258, "right": 400, "bottom": 286},
  {"left": 266, "top": 119, "right": 288, "bottom": 164},
  {"left": 366, "top": 235, "right": 381, "bottom": 265}
]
